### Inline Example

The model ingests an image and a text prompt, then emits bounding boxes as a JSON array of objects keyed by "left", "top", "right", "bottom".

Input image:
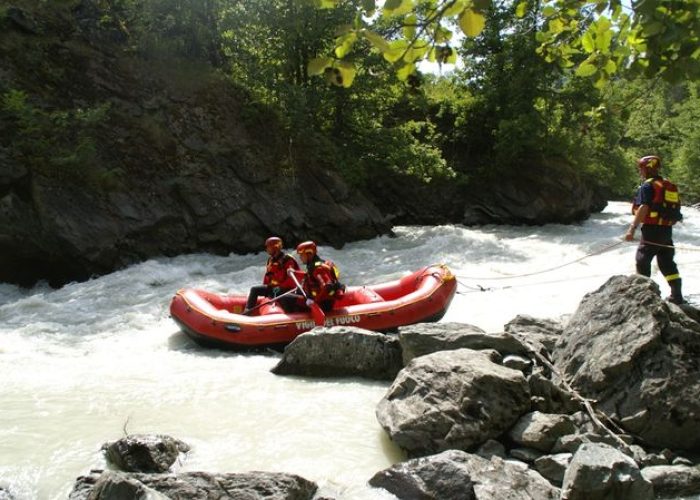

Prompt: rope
[
  {"left": 639, "top": 239, "right": 700, "bottom": 251},
  {"left": 519, "top": 337, "right": 633, "bottom": 453},
  {"left": 456, "top": 240, "right": 626, "bottom": 282}
]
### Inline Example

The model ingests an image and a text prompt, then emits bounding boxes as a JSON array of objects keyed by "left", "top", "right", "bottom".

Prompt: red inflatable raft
[{"left": 170, "top": 264, "right": 457, "bottom": 349}]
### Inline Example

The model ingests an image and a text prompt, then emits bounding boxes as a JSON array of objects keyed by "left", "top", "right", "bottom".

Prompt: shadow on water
[{"left": 166, "top": 330, "right": 284, "bottom": 359}]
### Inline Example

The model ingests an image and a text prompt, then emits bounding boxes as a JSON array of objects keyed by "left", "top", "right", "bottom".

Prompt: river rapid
[{"left": 1, "top": 201, "right": 699, "bottom": 500}]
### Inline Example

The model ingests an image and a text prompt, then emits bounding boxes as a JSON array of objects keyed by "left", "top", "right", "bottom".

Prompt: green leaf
[
  {"left": 317, "top": 0, "right": 338, "bottom": 8},
  {"left": 308, "top": 57, "right": 333, "bottom": 76},
  {"left": 403, "top": 14, "right": 417, "bottom": 39},
  {"left": 459, "top": 9, "right": 486, "bottom": 37},
  {"left": 396, "top": 62, "right": 415, "bottom": 81},
  {"left": 542, "top": 6, "right": 556, "bottom": 17},
  {"left": 364, "top": 30, "right": 390, "bottom": 52},
  {"left": 404, "top": 42, "right": 429, "bottom": 62},
  {"left": 444, "top": 0, "right": 466, "bottom": 17},
  {"left": 383, "top": 39, "right": 408, "bottom": 63},
  {"left": 336, "top": 62, "right": 357, "bottom": 87},
  {"left": 335, "top": 32, "right": 357, "bottom": 58},
  {"left": 581, "top": 32, "right": 595, "bottom": 53},
  {"left": 575, "top": 61, "right": 597, "bottom": 77},
  {"left": 361, "top": 0, "right": 375, "bottom": 12},
  {"left": 383, "top": 0, "right": 413, "bottom": 17},
  {"left": 604, "top": 58, "right": 617, "bottom": 74},
  {"left": 515, "top": 1, "right": 528, "bottom": 18},
  {"left": 435, "top": 26, "right": 453, "bottom": 43}
]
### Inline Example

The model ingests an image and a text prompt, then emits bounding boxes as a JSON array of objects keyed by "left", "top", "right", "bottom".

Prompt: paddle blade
[{"left": 310, "top": 302, "right": 326, "bottom": 326}]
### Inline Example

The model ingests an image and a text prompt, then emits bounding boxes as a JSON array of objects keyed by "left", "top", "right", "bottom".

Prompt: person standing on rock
[
  {"left": 295, "top": 240, "right": 344, "bottom": 312},
  {"left": 244, "top": 236, "right": 300, "bottom": 314},
  {"left": 624, "top": 155, "right": 685, "bottom": 304}
]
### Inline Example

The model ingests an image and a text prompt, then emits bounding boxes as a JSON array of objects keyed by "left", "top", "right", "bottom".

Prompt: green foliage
[
  {"left": 311, "top": 0, "right": 700, "bottom": 87},
  {"left": 1, "top": 89, "right": 118, "bottom": 189}
]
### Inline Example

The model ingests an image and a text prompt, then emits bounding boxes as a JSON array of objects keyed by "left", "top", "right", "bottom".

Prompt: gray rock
[
  {"left": 534, "top": 453, "right": 572, "bottom": 487},
  {"left": 271, "top": 327, "right": 402, "bottom": 380},
  {"left": 502, "top": 354, "right": 532, "bottom": 372},
  {"left": 397, "top": 322, "right": 533, "bottom": 365},
  {"left": 101, "top": 434, "right": 190, "bottom": 473},
  {"left": 509, "top": 447, "right": 544, "bottom": 463},
  {"left": 672, "top": 456, "right": 694, "bottom": 466},
  {"left": 508, "top": 412, "right": 576, "bottom": 453},
  {"left": 527, "top": 371, "right": 580, "bottom": 414},
  {"left": 69, "top": 470, "right": 317, "bottom": 500},
  {"left": 0, "top": 486, "right": 15, "bottom": 500},
  {"left": 376, "top": 348, "right": 531, "bottom": 456},
  {"left": 641, "top": 465, "right": 700, "bottom": 497},
  {"left": 552, "top": 434, "right": 591, "bottom": 454},
  {"left": 561, "top": 442, "right": 653, "bottom": 500},
  {"left": 369, "top": 449, "right": 559, "bottom": 500},
  {"left": 476, "top": 439, "right": 507, "bottom": 460},
  {"left": 552, "top": 274, "right": 700, "bottom": 451},
  {"left": 83, "top": 471, "right": 169, "bottom": 499},
  {"left": 504, "top": 315, "right": 563, "bottom": 352}
]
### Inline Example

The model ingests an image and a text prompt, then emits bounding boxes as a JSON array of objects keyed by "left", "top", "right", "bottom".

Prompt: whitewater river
[{"left": 1, "top": 201, "right": 699, "bottom": 499}]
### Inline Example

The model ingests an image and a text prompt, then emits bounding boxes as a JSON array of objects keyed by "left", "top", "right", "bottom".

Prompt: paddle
[
  {"left": 243, "top": 287, "right": 302, "bottom": 316},
  {"left": 288, "top": 269, "right": 326, "bottom": 327}
]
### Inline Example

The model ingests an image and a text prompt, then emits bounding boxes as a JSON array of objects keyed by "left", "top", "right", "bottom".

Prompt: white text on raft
[{"left": 295, "top": 314, "right": 362, "bottom": 330}]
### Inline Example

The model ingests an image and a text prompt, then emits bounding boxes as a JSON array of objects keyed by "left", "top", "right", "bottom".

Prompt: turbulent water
[{"left": 1, "top": 201, "right": 699, "bottom": 500}]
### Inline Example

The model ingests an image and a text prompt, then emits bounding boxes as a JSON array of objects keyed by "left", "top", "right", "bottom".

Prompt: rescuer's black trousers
[{"left": 636, "top": 225, "right": 680, "bottom": 284}]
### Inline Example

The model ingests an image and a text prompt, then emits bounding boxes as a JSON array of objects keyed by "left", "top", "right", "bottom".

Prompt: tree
[{"left": 308, "top": 0, "right": 700, "bottom": 86}]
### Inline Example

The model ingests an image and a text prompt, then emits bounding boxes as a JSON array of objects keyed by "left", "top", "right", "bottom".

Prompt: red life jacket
[
  {"left": 263, "top": 253, "right": 299, "bottom": 290},
  {"left": 633, "top": 178, "right": 682, "bottom": 226},
  {"left": 305, "top": 258, "right": 343, "bottom": 302}
]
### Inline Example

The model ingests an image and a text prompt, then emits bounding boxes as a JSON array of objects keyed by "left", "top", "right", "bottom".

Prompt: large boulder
[
  {"left": 560, "top": 442, "right": 653, "bottom": 500},
  {"left": 271, "top": 326, "right": 403, "bottom": 380},
  {"left": 398, "top": 322, "right": 535, "bottom": 365},
  {"left": 369, "top": 449, "right": 559, "bottom": 500},
  {"left": 376, "top": 348, "right": 531, "bottom": 456},
  {"left": 69, "top": 470, "right": 317, "bottom": 500},
  {"left": 552, "top": 274, "right": 700, "bottom": 450}
]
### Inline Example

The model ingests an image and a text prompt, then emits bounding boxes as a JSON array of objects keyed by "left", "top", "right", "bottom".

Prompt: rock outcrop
[
  {"left": 69, "top": 470, "right": 317, "bottom": 500},
  {"left": 101, "top": 434, "right": 190, "bottom": 473},
  {"left": 376, "top": 348, "right": 531, "bottom": 456},
  {"left": 369, "top": 449, "right": 560, "bottom": 500},
  {"left": 271, "top": 326, "right": 403, "bottom": 380},
  {"left": 0, "top": 3, "right": 390, "bottom": 286},
  {"left": 552, "top": 274, "right": 700, "bottom": 450}
]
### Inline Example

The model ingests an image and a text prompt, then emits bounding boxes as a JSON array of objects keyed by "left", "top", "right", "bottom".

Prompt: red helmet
[
  {"left": 265, "top": 236, "right": 282, "bottom": 252},
  {"left": 296, "top": 240, "right": 317, "bottom": 257},
  {"left": 637, "top": 155, "right": 661, "bottom": 171}
]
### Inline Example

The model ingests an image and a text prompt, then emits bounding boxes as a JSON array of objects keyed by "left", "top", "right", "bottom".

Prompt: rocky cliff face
[
  {"left": 367, "top": 164, "right": 608, "bottom": 226},
  {"left": 0, "top": 2, "right": 390, "bottom": 286}
]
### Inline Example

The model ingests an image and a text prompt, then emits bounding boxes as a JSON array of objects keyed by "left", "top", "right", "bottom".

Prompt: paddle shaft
[
  {"left": 288, "top": 269, "right": 326, "bottom": 326},
  {"left": 243, "top": 287, "right": 301, "bottom": 315}
]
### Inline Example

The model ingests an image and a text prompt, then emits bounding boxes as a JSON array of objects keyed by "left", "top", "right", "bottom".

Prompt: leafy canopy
[{"left": 305, "top": 0, "right": 700, "bottom": 86}]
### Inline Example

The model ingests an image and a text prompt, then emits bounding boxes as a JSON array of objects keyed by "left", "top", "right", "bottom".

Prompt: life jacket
[
  {"left": 633, "top": 177, "right": 682, "bottom": 226},
  {"left": 305, "top": 257, "right": 344, "bottom": 301},
  {"left": 263, "top": 253, "right": 299, "bottom": 290}
]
